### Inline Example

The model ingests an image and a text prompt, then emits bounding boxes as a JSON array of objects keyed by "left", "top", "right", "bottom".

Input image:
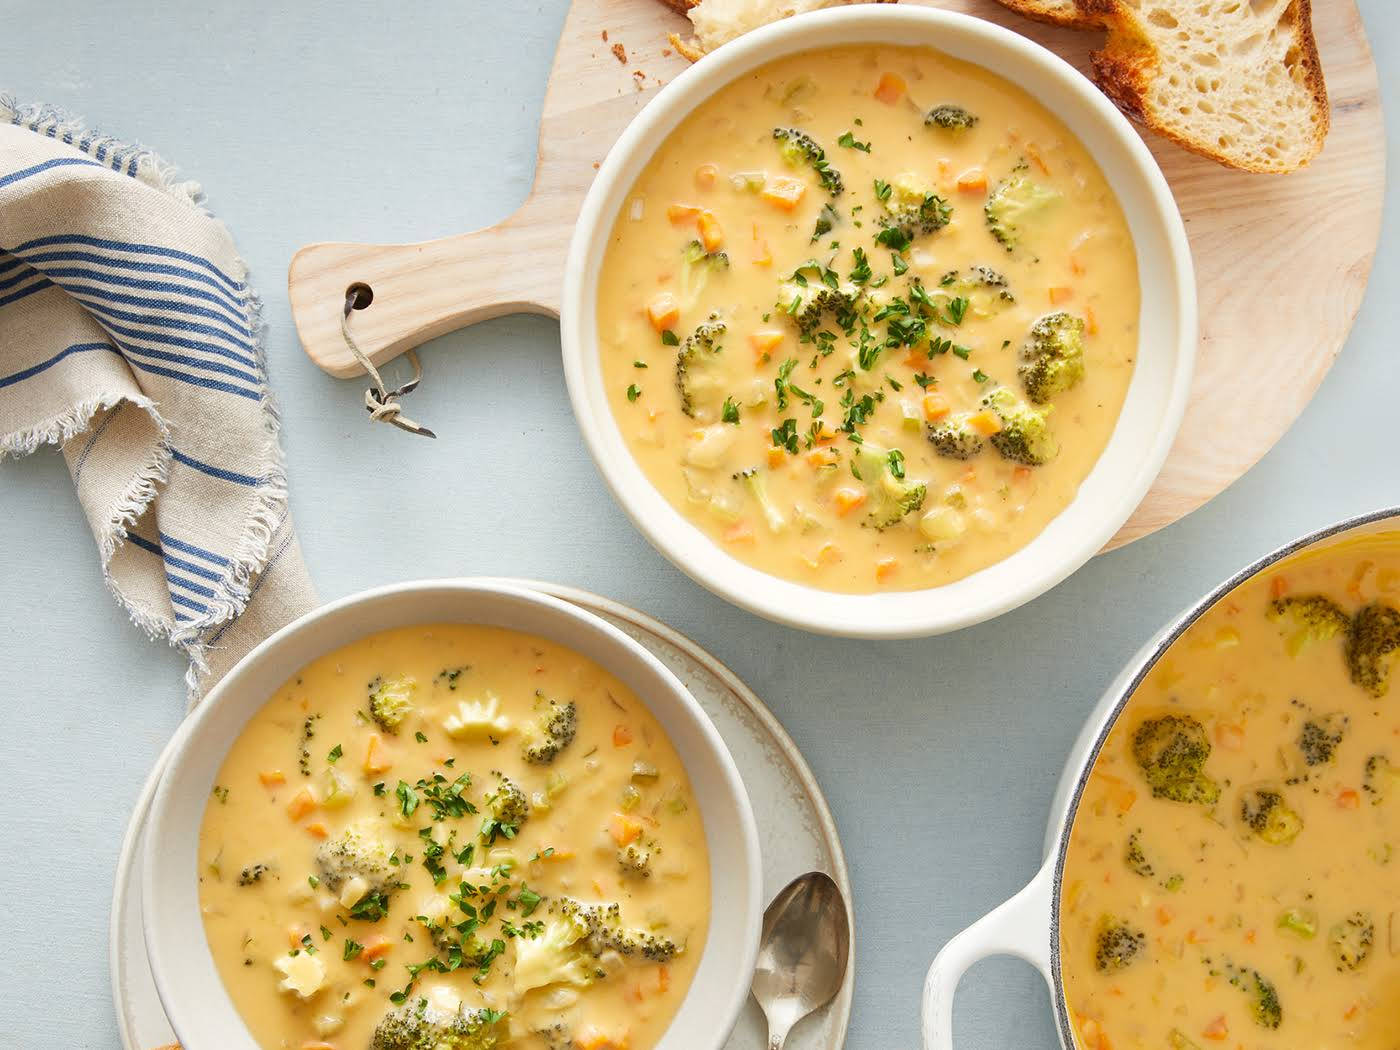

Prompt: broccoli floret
[
  {"left": 1240, "top": 788, "right": 1303, "bottom": 845},
  {"left": 1168, "top": 1030, "right": 1201, "bottom": 1050},
  {"left": 776, "top": 275, "right": 859, "bottom": 336},
  {"left": 442, "top": 693, "right": 512, "bottom": 740},
  {"left": 926, "top": 414, "right": 985, "bottom": 460},
  {"left": 772, "top": 127, "right": 842, "bottom": 195},
  {"left": 617, "top": 842, "right": 652, "bottom": 878},
  {"left": 1276, "top": 906, "right": 1318, "bottom": 939},
  {"left": 511, "top": 911, "right": 599, "bottom": 994},
  {"left": 1238, "top": 969, "right": 1282, "bottom": 1029},
  {"left": 557, "top": 898, "right": 681, "bottom": 963},
  {"left": 1298, "top": 712, "right": 1348, "bottom": 766},
  {"left": 925, "top": 104, "right": 978, "bottom": 131},
  {"left": 851, "top": 443, "right": 926, "bottom": 529},
  {"left": 1131, "top": 715, "right": 1220, "bottom": 805},
  {"left": 1124, "top": 831, "right": 1154, "bottom": 878},
  {"left": 1329, "top": 912, "right": 1374, "bottom": 970},
  {"left": 1018, "top": 312, "right": 1086, "bottom": 404},
  {"left": 878, "top": 174, "right": 951, "bottom": 245},
  {"left": 521, "top": 696, "right": 578, "bottom": 765},
  {"left": 238, "top": 862, "right": 272, "bottom": 886},
  {"left": 938, "top": 266, "right": 1016, "bottom": 314},
  {"left": 1363, "top": 753, "right": 1400, "bottom": 802},
  {"left": 984, "top": 166, "right": 1061, "bottom": 251},
  {"left": 370, "top": 998, "right": 507, "bottom": 1050},
  {"left": 368, "top": 673, "right": 416, "bottom": 734},
  {"left": 482, "top": 774, "right": 529, "bottom": 844},
  {"left": 675, "top": 314, "right": 728, "bottom": 421},
  {"left": 736, "top": 468, "right": 787, "bottom": 533},
  {"left": 679, "top": 238, "right": 730, "bottom": 308},
  {"left": 1094, "top": 917, "right": 1145, "bottom": 973},
  {"left": 315, "top": 820, "right": 397, "bottom": 896},
  {"left": 1267, "top": 594, "right": 1350, "bottom": 656},
  {"left": 1346, "top": 602, "right": 1400, "bottom": 697},
  {"left": 982, "top": 388, "right": 1058, "bottom": 466}
]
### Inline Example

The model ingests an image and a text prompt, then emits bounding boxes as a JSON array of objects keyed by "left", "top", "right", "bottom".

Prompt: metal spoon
[{"left": 750, "top": 871, "right": 851, "bottom": 1050}]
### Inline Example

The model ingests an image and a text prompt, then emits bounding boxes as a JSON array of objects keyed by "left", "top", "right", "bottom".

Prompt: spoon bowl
[{"left": 751, "top": 871, "right": 852, "bottom": 1049}]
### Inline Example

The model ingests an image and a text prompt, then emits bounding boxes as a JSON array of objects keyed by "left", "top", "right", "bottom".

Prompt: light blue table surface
[{"left": 1, "top": 3, "right": 1395, "bottom": 1047}]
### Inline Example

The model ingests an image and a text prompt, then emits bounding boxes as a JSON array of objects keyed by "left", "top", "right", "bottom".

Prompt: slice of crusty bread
[
  {"left": 667, "top": 0, "right": 895, "bottom": 63},
  {"left": 995, "top": 0, "right": 1329, "bottom": 173}
]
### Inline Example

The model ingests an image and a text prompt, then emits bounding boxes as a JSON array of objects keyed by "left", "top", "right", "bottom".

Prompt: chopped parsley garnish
[
  {"left": 837, "top": 130, "right": 871, "bottom": 152},
  {"left": 396, "top": 780, "right": 419, "bottom": 820},
  {"left": 849, "top": 247, "right": 872, "bottom": 285},
  {"left": 721, "top": 397, "right": 741, "bottom": 424},
  {"left": 972, "top": 368, "right": 990, "bottom": 383},
  {"left": 660, "top": 329, "right": 679, "bottom": 346},
  {"left": 771, "top": 418, "right": 799, "bottom": 454},
  {"left": 626, "top": 384, "right": 641, "bottom": 402},
  {"left": 326, "top": 745, "right": 342, "bottom": 763},
  {"left": 887, "top": 449, "right": 906, "bottom": 479},
  {"left": 343, "top": 938, "right": 364, "bottom": 961}
]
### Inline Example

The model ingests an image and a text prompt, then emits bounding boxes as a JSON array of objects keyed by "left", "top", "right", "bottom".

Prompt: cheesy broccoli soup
[
  {"left": 1060, "top": 533, "right": 1400, "bottom": 1049},
  {"left": 198, "top": 624, "right": 710, "bottom": 1050},
  {"left": 598, "top": 45, "right": 1139, "bottom": 592}
]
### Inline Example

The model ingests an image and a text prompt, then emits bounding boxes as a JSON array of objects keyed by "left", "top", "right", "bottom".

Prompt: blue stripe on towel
[
  {"left": 37, "top": 264, "right": 246, "bottom": 316},
  {"left": 0, "top": 155, "right": 107, "bottom": 190},
  {"left": 9, "top": 233, "right": 245, "bottom": 292},
  {"left": 166, "top": 571, "right": 217, "bottom": 599},
  {"left": 58, "top": 282, "right": 251, "bottom": 337},
  {"left": 171, "top": 448, "right": 261, "bottom": 487},
  {"left": 170, "top": 591, "right": 209, "bottom": 614},
  {"left": 0, "top": 276, "right": 54, "bottom": 309},
  {"left": 159, "top": 531, "right": 231, "bottom": 567},
  {"left": 0, "top": 341, "right": 118, "bottom": 389}
]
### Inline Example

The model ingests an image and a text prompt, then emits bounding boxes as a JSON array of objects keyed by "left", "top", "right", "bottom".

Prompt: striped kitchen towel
[{"left": 0, "top": 99, "right": 317, "bottom": 700}]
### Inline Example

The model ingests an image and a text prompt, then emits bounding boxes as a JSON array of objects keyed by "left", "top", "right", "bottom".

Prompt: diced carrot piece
[
  {"left": 960, "top": 469, "right": 977, "bottom": 483},
  {"left": 814, "top": 540, "right": 841, "bottom": 564},
  {"left": 259, "top": 770, "right": 286, "bottom": 788},
  {"left": 724, "top": 521, "right": 756, "bottom": 544},
  {"left": 646, "top": 292, "right": 680, "bottom": 332},
  {"left": 613, "top": 724, "right": 634, "bottom": 747},
  {"left": 1070, "top": 253, "right": 1087, "bottom": 276},
  {"left": 657, "top": 965, "right": 671, "bottom": 993},
  {"left": 750, "top": 329, "right": 785, "bottom": 357},
  {"left": 760, "top": 175, "right": 807, "bottom": 211},
  {"left": 363, "top": 734, "right": 392, "bottom": 775},
  {"left": 956, "top": 169, "right": 988, "bottom": 195},
  {"left": 286, "top": 788, "right": 317, "bottom": 822},
  {"left": 1215, "top": 723, "right": 1245, "bottom": 751},
  {"left": 304, "top": 821, "right": 329, "bottom": 839},
  {"left": 694, "top": 163, "right": 717, "bottom": 189},
  {"left": 922, "top": 393, "right": 951, "bottom": 422},
  {"left": 1270, "top": 575, "right": 1289, "bottom": 599},
  {"left": 575, "top": 1026, "right": 629, "bottom": 1050},
  {"left": 1337, "top": 788, "right": 1361, "bottom": 810},
  {"left": 904, "top": 350, "right": 927, "bottom": 369},
  {"left": 806, "top": 448, "right": 838, "bottom": 468},
  {"left": 967, "top": 410, "right": 1003, "bottom": 436},
  {"left": 698, "top": 211, "right": 723, "bottom": 252},
  {"left": 811, "top": 423, "right": 836, "bottom": 445},
  {"left": 833, "top": 487, "right": 866, "bottom": 515},
  {"left": 752, "top": 240, "right": 773, "bottom": 267},
  {"left": 875, "top": 557, "right": 899, "bottom": 581},
  {"left": 288, "top": 925, "right": 311, "bottom": 949},
  {"left": 361, "top": 936, "right": 394, "bottom": 961},
  {"left": 1344, "top": 1001, "right": 1361, "bottom": 1020},
  {"left": 1049, "top": 286, "right": 1074, "bottom": 305},
  {"left": 609, "top": 813, "right": 643, "bottom": 846},
  {"left": 1156, "top": 906, "right": 1174, "bottom": 926},
  {"left": 1201, "top": 1015, "right": 1229, "bottom": 1040},
  {"left": 874, "top": 72, "right": 906, "bottom": 104},
  {"left": 667, "top": 203, "right": 700, "bottom": 224},
  {"left": 1085, "top": 303, "right": 1099, "bottom": 335},
  {"left": 766, "top": 445, "right": 787, "bottom": 468},
  {"left": 1013, "top": 466, "right": 1033, "bottom": 483},
  {"left": 1027, "top": 143, "right": 1051, "bottom": 175}
]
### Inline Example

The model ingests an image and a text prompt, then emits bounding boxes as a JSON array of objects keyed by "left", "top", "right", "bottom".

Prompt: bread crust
[
  {"left": 994, "top": 0, "right": 1330, "bottom": 173},
  {"left": 654, "top": 0, "right": 696, "bottom": 12}
]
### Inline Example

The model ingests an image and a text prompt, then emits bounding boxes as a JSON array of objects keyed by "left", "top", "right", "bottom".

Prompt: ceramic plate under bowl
[{"left": 111, "top": 581, "right": 855, "bottom": 1050}]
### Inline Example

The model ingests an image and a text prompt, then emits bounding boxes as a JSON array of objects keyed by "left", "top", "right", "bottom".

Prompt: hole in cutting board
[{"left": 346, "top": 282, "right": 374, "bottom": 310}]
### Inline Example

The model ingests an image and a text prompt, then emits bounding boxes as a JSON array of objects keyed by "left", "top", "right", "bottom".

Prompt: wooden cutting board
[{"left": 287, "top": 0, "right": 1385, "bottom": 551}]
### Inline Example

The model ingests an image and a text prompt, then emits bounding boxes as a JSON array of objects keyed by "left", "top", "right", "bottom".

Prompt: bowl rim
[
  {"left": 560, "top": 3, "right": 1197, "bottom": 639},
  {"left": 140, "top": 577, "right": 763, "bottom": 1050},
  {"left": 1041, "top": 505, "right": 1400, "bottom": 1044}
]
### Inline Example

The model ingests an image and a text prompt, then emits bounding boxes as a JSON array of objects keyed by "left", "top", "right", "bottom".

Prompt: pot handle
[{"left": 922, "top": 862, "right": 1056, "bottom": 1049}]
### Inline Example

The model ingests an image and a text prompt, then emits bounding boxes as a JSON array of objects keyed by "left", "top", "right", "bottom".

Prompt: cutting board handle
[{"left": 287, "top": 197, "right": 564, "bottom": 379}]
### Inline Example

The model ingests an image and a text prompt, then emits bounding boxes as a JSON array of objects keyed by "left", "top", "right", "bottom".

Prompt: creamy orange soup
[
  {"left": 598, "top": 44, "right": 1139, "bottom": 593},
  {"left": 199, "top": 624, "right": 710, "bottom": 1050},
  {"left": 1061, "top": 533, "right": 1400, "bottom": 1049}
]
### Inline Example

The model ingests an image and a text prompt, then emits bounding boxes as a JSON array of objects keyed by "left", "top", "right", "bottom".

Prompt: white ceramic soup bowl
[
  {"left": 921, "top": 506, "right": 1400, "bottom": 1049},
  {"left": 561, "top": 4, "right": 1195, "bottom": 639},
  {"left": 142, "top": 580, "right": 763, "bottom": 1050}
]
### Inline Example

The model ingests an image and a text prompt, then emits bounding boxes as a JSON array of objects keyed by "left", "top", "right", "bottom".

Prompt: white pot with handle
[{"left": 921, "top": 505, "right": 1400, "bottom": 1049}]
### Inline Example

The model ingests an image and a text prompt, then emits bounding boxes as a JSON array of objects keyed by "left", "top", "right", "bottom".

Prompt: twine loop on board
[{"left": 340, "top": 287, "right": 437, "bottom": 438}]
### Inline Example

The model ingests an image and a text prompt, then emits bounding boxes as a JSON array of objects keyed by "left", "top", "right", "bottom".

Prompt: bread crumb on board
[
  {"left": 612, "top": 42, "right": 628, "bottom": 63},
  {"left": 664, "top": 0, "right": 896, "bottom": 63}
]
